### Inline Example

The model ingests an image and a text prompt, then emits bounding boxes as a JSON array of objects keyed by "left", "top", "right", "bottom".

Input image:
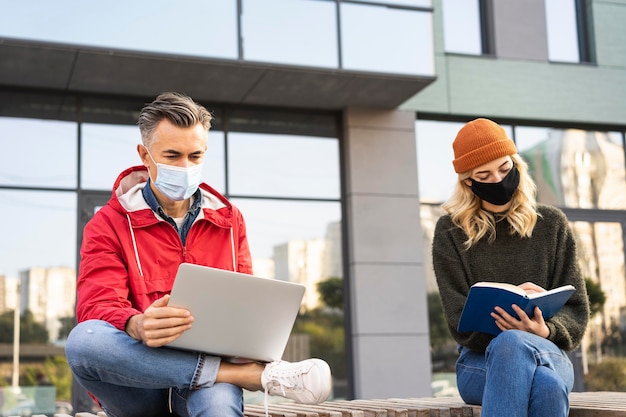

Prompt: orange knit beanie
[{"left": 452, "top": 118, "right": 518, "bottom": 173}]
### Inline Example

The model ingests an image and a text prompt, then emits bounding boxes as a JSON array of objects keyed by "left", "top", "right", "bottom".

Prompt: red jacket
[{"left": 76, "top": 166, "right": 253, "bottom": 330}]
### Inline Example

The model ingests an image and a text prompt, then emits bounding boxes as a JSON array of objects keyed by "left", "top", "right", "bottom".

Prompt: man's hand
[{"left": 125, "top": 295, "right": 194, "bottom": 347}]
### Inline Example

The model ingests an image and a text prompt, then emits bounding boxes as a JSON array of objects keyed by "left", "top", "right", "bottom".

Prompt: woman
[{"left": 432, "top": 118, "right": 590, "bottom": 417}]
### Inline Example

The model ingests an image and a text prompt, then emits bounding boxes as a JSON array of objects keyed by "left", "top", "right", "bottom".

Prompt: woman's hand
[
  {"left": 490, "top": 281, "right": 550, "bottom": 338},
  {"left": 518, "top": 281, "right": 546, "bottom": 294}
]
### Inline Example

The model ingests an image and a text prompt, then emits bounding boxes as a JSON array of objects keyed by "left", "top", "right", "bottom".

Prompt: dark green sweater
[{"left": 432, "top": 204, "right": 589, "bottom": 352}]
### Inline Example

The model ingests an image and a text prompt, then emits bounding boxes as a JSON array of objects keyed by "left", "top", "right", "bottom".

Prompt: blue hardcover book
[{"left": 457, "top": 282, "right": 576, "bottom": 336}]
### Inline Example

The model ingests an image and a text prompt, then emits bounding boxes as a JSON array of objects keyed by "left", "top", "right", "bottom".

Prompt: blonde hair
[{"left": 442, "top": 154, "right": 539, "bottom": 249}]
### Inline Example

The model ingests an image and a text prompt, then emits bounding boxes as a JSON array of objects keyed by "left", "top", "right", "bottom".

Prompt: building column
[{"left": 342, "top": 108, "right": 432, "bottom": 399}]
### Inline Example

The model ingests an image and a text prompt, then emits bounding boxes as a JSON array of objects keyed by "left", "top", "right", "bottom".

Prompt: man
[{"left": 66, "top": 92, "right": 332, "bottom": 417}]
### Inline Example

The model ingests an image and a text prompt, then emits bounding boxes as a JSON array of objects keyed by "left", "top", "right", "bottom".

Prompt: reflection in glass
[
  {"left": 441, "top": 0, "right": 482, "bottom": 55},
  {"left": 0, "top": 117, "right": 77, "bottom": 188},
  {"left": 0, "top": 190, "right": 76, "bottom": 280},
  {"left": 415, "top": 120, "right": 464, "bottom": 203},
  {"left": 0, "top": 0, "right": 238, "bottom": 59},
  {"left": 81, "top": 124, "right": 226, "bottom": 193},
  {"left": 354, "top": 0, "right": 432, "bottom": 6},
  {"left": 228, "top": 132, "right": 340, "bottom": 199},
  {"left": 517, "top": 127, "right": 626, "bottom": 209},
  {"left": 0, "top": 190, "right": 77, "bottom": 343},
  {"left": 205, "top": 130, "right": 226, "bottom": 194},
  {"left": 81, "top": 124, "right": 141, "bottom": 190},
  {"left": 242, "top": 0, "right": 338, "bottom": 67},
  {"left": 545, "top": 0, "right": 580, "bottom": 62},
  {"left": 341, "top": 3, "right": 434, "bottom": 75},
  {"left": 232, "top": 197, "right": 346, "bottom": 397},
  {"left": 571, "top": 221, "right": 625, "bottom": 355},
  {"left": 232, "top": 198, "right": 341, "bottom": 268}
]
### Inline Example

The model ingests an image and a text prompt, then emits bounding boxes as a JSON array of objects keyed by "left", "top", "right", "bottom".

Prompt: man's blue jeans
[
  {"left": 456, "top": 330, "right": 574, "bottom": 417},
  {"left": 66, "top": 320, "right": 244, "bottom": 417}
]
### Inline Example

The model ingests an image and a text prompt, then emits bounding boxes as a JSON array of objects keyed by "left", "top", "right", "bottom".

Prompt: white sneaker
[{"left": 261, "top": 359, "right": 332, "bottom": 405}]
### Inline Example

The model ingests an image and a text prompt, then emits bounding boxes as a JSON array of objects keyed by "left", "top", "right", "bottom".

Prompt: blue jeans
[
  {"left": 456, "top": 330, "right": 574, "bottom": 417},
  {"left": 66, "top": 320, "right": 244, "bottom": 417}
]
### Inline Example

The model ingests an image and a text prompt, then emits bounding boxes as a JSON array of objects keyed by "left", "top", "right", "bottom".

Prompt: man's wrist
[{"left": 125, "top": 314, "right": 142, "bottom": 341}]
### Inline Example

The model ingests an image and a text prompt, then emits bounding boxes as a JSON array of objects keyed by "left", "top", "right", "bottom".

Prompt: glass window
[
  {"left": 571, "top": 220, "right": 625, "bottom": 330},
  {"left": 204, "top": 130, "right": 227, "bottom": 195},
  {"left": 441, "top": 0, "right": 482, "bottom": 55},
  {"left": 341, "top": 3, "right": 434, "bottom": 75},
  {"left": 0, "top": 0, "right": 238, "bottom": 59},
  {"left": 228, "top": 132, "right": 340, "bottom": 199},
  {"left": 81, "top": 124, "right": 142, "bottom": 190},
  {"left": 0, "top": 117, "right": 77, "bottom": 188},
  {"left": 232, "top": 199, "right": 342, "bottom": 277},
  {"left": 415, "top": 120, "right": 463, "bottom": 203},
  {"left": 0, "top": 190, "right": 76, "bottom": 280},
  {"left": 517, "top": 127, "right": 626, "bottom": 210},
  {"left": 545, "top": 0, "right": 580, "bottom": 62},
  {"left": 81, "top": 124, "right": 226, "bottom": 194},
  {"left": 354, "top": 0, "right": 432, "bottom": 7},
  {"left": 232, "top": 198, "right": 347, "bottom": 398},
  {"left": 242, "top": 0, "right": 338, "bottom": 68}
]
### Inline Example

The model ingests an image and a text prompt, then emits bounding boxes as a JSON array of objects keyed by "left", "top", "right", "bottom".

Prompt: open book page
[
  {"left": 472, "top": 282, "right": 575, "bottom": 299},
  {"left": 526, "top": 284, "right": 576, "bottom": 299},
  {"left": 472, "top": 282, "right": 527, "bottom": 296}
]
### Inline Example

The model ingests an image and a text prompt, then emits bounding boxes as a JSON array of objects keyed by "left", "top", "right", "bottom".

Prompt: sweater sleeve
[
  {"left": 542, "top": 207, "right": 590, "bottom": 351},
  {"left": 432, "top": 216, "right": 495, "bottom": 352}
]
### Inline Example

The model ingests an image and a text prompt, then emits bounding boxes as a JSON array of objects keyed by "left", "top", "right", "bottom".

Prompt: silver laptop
[{"left": 166, "top": 263, "right": 305, "bottom": 362}]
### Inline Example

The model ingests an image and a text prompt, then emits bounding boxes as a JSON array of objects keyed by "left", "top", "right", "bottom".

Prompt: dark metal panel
[
  {"left": 68, "top": 50, "right": 264, "bottom": 102},
  {"left": 0, "top": 40, "right": 76, "bottom": 89},
  {"left": 243, "top": 66, "right": 432, "bottom": 109},
  {"left": 0, "top": 38, "right": 435, "bottom": 111},
  {"left": 0, "top": 89, "right": 77, "bottom": 121}
]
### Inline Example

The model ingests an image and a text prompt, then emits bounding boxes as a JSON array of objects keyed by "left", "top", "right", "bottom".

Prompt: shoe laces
[{"left": 263, "top": 364, "right": 304, "bottom": 416}]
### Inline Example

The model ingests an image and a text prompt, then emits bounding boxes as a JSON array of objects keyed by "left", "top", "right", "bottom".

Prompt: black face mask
[{"left": 470, "top": 166, "right": 520, "bottom": 206}]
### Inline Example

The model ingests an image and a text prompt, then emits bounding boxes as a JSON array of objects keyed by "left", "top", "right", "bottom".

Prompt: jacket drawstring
[
  {"left": 126, "top": 214, "right": 144, "bottom": 277},
  {"left": 126, "top": 220, "right": 233, "bottom": 416},
  {"left": 230, "top": 227, "right": 237, "bottom": 272}
]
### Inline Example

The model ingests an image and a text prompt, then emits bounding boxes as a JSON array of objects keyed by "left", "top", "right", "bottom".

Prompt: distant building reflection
[{"left": 522, "top": 128, "right": 625, "bottom": 361}]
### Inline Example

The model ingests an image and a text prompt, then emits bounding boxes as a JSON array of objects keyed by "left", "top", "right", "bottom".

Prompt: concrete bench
[{"left": 64, "top": 392, "right": 626, "bottom": 417}]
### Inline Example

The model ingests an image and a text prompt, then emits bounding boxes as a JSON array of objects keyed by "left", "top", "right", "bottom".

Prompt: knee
[
  {"left": 533, "top": 366, "right": 569, "bottom": 396},
  {"left": 530, "top": 366, "right": 570, "bottom": 414},
  {"left": 491, "top": 329, "right": 527, "bottom": 346},
  {"left": 66, "top": 320, "right": 116, "bottom": 363},
  {"left": 181, "top": 383, "right": 243, "bottom": 416},
  {"left": 486, "top": 330, "right": 530, "bottom": 358}
]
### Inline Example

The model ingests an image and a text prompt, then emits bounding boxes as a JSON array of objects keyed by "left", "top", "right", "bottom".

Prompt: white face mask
[{"left": 146, "top": 149, "right": 204, "bottom": 201}]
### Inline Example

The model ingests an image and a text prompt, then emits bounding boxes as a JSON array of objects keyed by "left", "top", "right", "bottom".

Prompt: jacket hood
[{"left": 108, "top": 166, "right": 232, "bottom": 226}]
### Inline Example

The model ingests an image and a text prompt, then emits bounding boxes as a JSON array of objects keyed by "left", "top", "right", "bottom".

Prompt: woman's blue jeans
[
  {"left": 456, "top": 330, "right": 574, "bottom": 417},
  {"left": 65, "top": 320, "right": 244, "bottom": 417}
]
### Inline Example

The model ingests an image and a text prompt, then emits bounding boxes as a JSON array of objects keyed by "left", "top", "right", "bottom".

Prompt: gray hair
[{"left": 138, "top": 92, "right": 213, "bottom": 148}]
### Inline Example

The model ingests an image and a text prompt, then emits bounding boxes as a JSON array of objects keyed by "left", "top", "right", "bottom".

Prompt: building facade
[
  {"left": 0, "top": 0, "right": 625, "bottom": 408},
  {"left": 20, "top": 267, "right": 76, "bottom": 343}
]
